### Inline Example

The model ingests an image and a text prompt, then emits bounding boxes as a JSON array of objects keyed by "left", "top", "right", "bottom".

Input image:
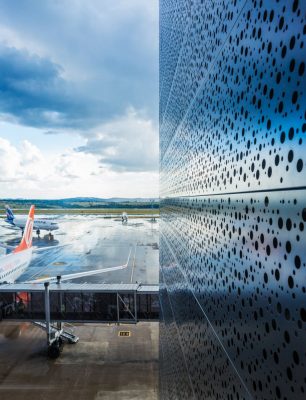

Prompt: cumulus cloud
[
  {"left": 0, "top": 137, "right": 21, "bottom": 182},
  {"left": 0, "top": 136, "right": 99, "bottom": 188},
  {"left": 20, "top": 140, "right": 43, "bottom": 165},
  {"left": 0, "top": 136, "right": 158, "bottom": 198},
  {"left": 54, "top": 151, "right": 99, "bottom": 180},
  {"left": 77, "top": 109, "right": 158, "bottom": 172},
  {"left": 0, "top": 137, "right": 50, "bottom": 184}
]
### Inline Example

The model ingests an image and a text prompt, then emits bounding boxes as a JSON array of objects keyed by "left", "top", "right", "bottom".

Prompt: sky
[{"left": 0, "top": 0, "right": 159, "bottom": 198}]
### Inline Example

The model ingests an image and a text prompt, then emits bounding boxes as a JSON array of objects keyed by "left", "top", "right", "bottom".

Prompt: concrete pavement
[{"left": 0, "top": 321, "right": 159, "bottom": 400}]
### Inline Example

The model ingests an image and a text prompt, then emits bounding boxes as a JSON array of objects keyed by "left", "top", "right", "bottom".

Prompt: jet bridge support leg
[
  {"left": 44, "top": 282, "right": 61, "bottom": 358},
  {"left": 44, "top": 282, "right": 51, "bottom": 346},
  {"left": 134, "top": 290, "right": 137, "bottom": 322},
  {"left": 41, "top": 280, "right": 79, "bottom": 359},
  {"left": 56, "top": 275, "right": 62, "bottom": 332}
]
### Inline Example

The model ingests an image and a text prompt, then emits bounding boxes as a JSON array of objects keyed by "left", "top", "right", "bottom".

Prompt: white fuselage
[
  {"left": 6, "top": 217, "right": 58, "bottom": 232},
  {"left": 0, "top": 248, "right": 32, "bottom": 283}
]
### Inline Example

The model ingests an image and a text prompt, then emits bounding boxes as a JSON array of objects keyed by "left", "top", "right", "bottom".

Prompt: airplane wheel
[
  {"left": 36, "top": 229, "right": 40, "bottom": 236},
  {"left": 47, "top": 342, "right": 61, "bottom": 359},
  {"left": 58, "top": 337, "right": 64, "bottom": 351}
]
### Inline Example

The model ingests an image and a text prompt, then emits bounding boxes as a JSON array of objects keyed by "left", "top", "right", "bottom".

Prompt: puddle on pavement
[{"left": 0, "top": 216, "right": 159, "bottom": 285}]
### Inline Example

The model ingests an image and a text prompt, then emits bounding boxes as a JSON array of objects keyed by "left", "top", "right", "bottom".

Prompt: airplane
[
  {"left": 120, "top": 212, "right": 144, "bottom": 227},
  {"left": 4, "top": 205, "right": 59, "bottom": 236},
  {"left": 121, "top": 212, "right": 128, "bottom": 224},
  {"left": 0, "top": 205, "right": 35, "bottom": 283},
  {"left": 0, "top": 205, "right": 131, "bottom": 284}
]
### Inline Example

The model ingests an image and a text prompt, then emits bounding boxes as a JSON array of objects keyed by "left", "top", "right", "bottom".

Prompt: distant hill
[
  {"left": 60, "top": 197, "right": 159, "bottom": 203},
  {"left": 0, "top": 197, "right": 159, "bottom": 210}
]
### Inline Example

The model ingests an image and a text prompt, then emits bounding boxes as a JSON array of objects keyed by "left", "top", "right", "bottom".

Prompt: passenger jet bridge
[{"left": 0, "top": 281, "right": 159, "bottom": 357}]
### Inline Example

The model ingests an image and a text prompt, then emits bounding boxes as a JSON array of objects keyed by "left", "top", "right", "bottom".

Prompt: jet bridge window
[{"left": 49, "top": 292, "right": 118, "bottom": 322}]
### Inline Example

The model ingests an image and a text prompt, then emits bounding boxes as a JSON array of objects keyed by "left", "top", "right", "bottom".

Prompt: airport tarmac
[
  {"left": 0, "top": 215, "right": 159, "bottom": 398},
  {"left": 0, "top": 215, "right": 159, "bottom": 284},
  {"left": 0, "top": 321, "right": 159, "bottom": 400}
]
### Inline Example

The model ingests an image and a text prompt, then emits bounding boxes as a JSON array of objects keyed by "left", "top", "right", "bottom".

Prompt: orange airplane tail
[{"left": 13, "top": 205, "right": 35, "bottom": 253}]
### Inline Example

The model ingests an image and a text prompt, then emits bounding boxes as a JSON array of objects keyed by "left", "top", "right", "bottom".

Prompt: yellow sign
[{"left": 118, "top": 331, "right": 131, "bottom": 337}]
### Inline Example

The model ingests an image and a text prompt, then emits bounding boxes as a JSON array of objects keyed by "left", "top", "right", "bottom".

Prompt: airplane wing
[
  {"left": 32, "top": 244, "right": 69, "bottom": 253},
  {"left": 25, "top": 248, "right": 132, "bottom": 284}
]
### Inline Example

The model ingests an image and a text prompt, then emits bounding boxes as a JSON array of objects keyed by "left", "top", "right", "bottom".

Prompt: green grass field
[{"left": 0, "top": 208, "right": 159, "bottom": 218}]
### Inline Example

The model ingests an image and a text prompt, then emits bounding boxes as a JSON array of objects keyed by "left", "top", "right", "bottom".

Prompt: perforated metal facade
[{"left": 159, "top": 1, "right": 306, "bottom": 399}]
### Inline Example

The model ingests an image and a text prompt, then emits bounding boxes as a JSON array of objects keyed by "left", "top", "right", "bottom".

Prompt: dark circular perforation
[
  {"left": 160, "top": 193, "right": 306, "bottom": 399},
  {"left": 160, "top": 0, "right": 306, "bottom": 198},
  {"left": 159, "top": 0, "right": 306, "bottom": 399}
]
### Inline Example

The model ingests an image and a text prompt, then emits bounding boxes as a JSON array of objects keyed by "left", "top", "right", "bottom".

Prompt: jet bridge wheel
[{"left": 47, "top": 338, "right": 63, "bottom": 359}]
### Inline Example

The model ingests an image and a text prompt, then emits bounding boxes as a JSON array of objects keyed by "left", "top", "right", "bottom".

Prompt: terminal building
[{"left": 159, "top": 1, "right": 306, "bottom": 399}]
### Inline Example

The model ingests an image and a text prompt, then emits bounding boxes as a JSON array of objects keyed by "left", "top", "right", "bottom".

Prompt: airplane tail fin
[
  {"left": 13, "top": 205, "right": 35, "bottom": 253},
  {"left": 5, "top": 205, "right": 15, "bottom": 222}
]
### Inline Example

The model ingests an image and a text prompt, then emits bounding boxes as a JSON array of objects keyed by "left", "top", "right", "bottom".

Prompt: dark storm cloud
[
  {"left": 0, "top": 0, "right": 158, "bottom": 172},
  {"left": 0, "top": 44, "right": 86, "bottom": 128},
  {"left": 0, "top": 0, "right": 158, "bottom": 129}
]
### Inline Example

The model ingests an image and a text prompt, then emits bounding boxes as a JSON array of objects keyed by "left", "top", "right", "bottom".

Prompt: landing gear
[
  {"left": 36, "top": 229, "right": 41, "bottom": 237},
  {"left": 47, "top": 337, "right": 63, "bottom": 359}
]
